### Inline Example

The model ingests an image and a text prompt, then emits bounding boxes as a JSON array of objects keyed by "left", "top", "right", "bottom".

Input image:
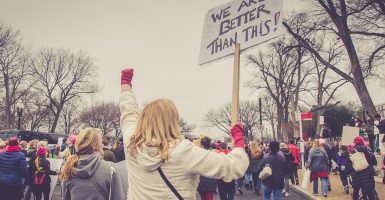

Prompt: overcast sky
[{"left": 1, "top": 0, "right": 384, "bottom": 139}]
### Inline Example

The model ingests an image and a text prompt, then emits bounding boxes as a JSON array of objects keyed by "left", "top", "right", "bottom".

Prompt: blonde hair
[
  {"left": 128, "top": 98, "right": 181, "bottom": 160},
  {"left": 37, "top": 141, "right": 48, "bottom": 148},
  {"left": 29, "top": 139, "right": 39, "bottom": 149},
  {"left": 250, "top": 141, "right": 262, "bottom": 159},
  {"left": 312, "top": 140, "right": 321, "bottom": 148},
  {"left": 60, "top": 128, "right": 103, "bottom": 181}
]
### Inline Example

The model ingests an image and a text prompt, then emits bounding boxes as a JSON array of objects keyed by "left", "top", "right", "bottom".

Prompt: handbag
[
  {"left": 301, "top": 169, "right": 311, "bottom": 189},
  {"left": 350, "top": 148, "right": 369, "bottom": 172},
  {"left": 258, "top": 157, "right": 272, "bottom": 180},
  {"left": 158, "top": 167, "right": 184, "bottom": 200}
]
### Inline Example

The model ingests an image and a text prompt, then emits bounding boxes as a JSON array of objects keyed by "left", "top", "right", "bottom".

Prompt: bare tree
[
  {"left": 32, "top": 49, "right": 97, "bottom": 133},
  {"left": 59, "top": 98, "right": 81, "bottom": 135},
  {"left": 79, "top": 102, "right": 119, "bottom": 136},
  {"left": 20, "top": 90, "right": 50, "bottom": 131},
  {"left": 283, "top": 0, "right": 385, "bottom": 117},
  {"left": 204, "top": 101, "right": 260, "bottom": 141},
  {"left": 260, "top": 93, "right": 278, "bottom": 140},
  {"left": 0, "top": 24, "right": 31, "bottom": 129},
  {"left": 179, "top": 118, "right": 196, "bottom": 134},
  {"left": 246, "top": 37, "right": 312, "bottom": 141}
]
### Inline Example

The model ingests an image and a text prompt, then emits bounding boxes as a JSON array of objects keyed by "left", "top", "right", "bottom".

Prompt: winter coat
[
  {"left": 103, "top": 147, "right": 117, "bottom": 163},
  {"left": 120, "top": 85, "right": 249, "bottom": 200},
  {"left": 63, "top": 153, "right": 125, "bottom": 200},
  {"left": 33, "top": 156, "right": 57, "bottom": 186},
  {"left": 197, "top": 176, "right": 217, "bottom": 193},
  {"left": 255, "top": 152, "right": 288, "bottom": 189},
  {"left": 26, "top": 148, "right": 37, "bottom": 185},
  {"left": 351, "top": 145, "right": 376, "bottom": 188},
  {"left": 288, "top": 144, "right": 300, "bottom": 164},
  {"left": 281, "top": 148, "right": 294, "bottom": 175},
  {"left": 249, "top": 155, "right": 263, "bottom": 173},
  {"left": 307, "top": 147, "right": 329, "bottom": 173},
  {"left": 113, "top": 145, "right": 125, "bottom": 162},
  {"left": 0, "top": 150, "right": 28, "bottom": 186},
  {"left": 304, "top": 146, "right": 311, "bottom": 163},
  {"left": 336, "top": 151, "right": 353, "bottom": 175}
]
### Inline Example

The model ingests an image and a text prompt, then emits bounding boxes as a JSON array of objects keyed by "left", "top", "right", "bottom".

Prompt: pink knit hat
[
  {"left": 68, "top": 134, "right": 77, "bottom": 145},
  {"left": 36, "top": 146, "right": 47, "bottom": 157},
  {"left": 19, "top": 140, "right": 28, "bottom": 148}
]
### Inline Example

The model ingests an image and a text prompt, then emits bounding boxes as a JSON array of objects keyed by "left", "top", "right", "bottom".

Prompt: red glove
[
  {"left": 230, "top": 123, "right": 245, "bottom": 148},
  {"left": 121, "top": 69, "right": 134, "bottom": 86}
]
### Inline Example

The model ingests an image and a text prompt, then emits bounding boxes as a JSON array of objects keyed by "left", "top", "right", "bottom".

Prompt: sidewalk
[{"left": 295, "top": 169, "right": 385, "bottom": 200}]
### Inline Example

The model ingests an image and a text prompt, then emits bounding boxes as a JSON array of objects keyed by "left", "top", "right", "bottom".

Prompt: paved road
[{"left": 212, "top": 188, "right": 307, "bottom": 200}]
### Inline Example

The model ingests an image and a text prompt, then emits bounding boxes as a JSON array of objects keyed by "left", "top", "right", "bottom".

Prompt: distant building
[{"left": 376, "top": 103, "right": 385, "bottom": 117}]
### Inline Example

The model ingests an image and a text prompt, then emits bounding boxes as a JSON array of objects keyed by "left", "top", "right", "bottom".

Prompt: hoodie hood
[
  {"left": 73, "top": 152, "right": 102, "bottom": 179},
  {"left": 135, "top": 139, "right": 187, "bottom": 172}
]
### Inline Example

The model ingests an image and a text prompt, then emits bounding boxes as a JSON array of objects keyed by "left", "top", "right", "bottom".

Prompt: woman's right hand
[{"left": 121, "top": 68, "right": 134, "bottom": 86}]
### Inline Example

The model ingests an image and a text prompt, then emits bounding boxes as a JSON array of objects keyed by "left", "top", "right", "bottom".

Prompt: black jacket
[
  {"left": 376, "top": 119, "right": 385, "bottom": 134},
  {"left": 197, "top": 176, "right": 217, "bottom": 192},
  {"left": 351, "top": 145, "right": 376, "bottom": 188},
  {"left": 256, "top": 153, "right": 288, "bottom": 189},
  {"left": 26, "top": 149, "right": 37, "bottom": 185},
  {"left": 281, "top": 149, "right": 294, "bottom": 174}
]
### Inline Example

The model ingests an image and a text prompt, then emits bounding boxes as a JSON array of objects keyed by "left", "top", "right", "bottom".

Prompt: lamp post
[{"left": 16, "top": 103, "right": 24, "bottom": 130}]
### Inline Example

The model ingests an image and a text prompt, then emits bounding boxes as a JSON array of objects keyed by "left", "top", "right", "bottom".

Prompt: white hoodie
[{"left": 120, "top": 85, "right": 249, "bottom": 200}]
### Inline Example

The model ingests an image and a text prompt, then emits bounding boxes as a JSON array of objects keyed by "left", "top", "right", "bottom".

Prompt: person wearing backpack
[
  {"left": 255, "top": 141, "right": 288, "bottom": 200},
  {"left": 350, "top": 136, "right": 377, "bottom": 200},
  {"left": 61, "top": 128, "right": 125, "bottom": 200},
  {"left": 32, "top": 146, "right": 57, "bottom": 200},
  {"left": 280, "top": 143, "right": 294, "bottom": 197},
  {"left": 336, "top": 145, "right": 353, "bottom": 194}
]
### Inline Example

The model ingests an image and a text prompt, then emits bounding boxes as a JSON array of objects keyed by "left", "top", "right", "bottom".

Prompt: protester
[
  {"left": 0, "top": 137, "right": 28, "bottom": 200},
  {"left": 33, "top": 146, "right": 57, "bottom": 200},
  {"left": 320, "top": 139, "right": 333, "bottom": 191},
  {"left": 102, "top": 135, "right": 117, "bottom": 162},
  {"left": 120, "top": 68, "right": 248, "bottom": 199},
  {"left": 0, "top": 139, "right": 5, "bottom": 152},
  {"left": 113, "top": 138, "right": 125, "bottom": 162},
  {"left": 336, "top": 145, "right": 352, "bottom": 194},
  {"left": 244, "top": 146, "right": 253, "bottom": 190},
  {"left": 51, "top": 146, "right": 60, "bottom": 159},
  {"left": 280, "top": 142, "right": 294, "bottom": 197},
  {"left": 61, "top": 128, "right": 125, "bottom": 200},
  {"left": 19, "top": 140, "right": 28, "bottom": 155},
  {"left": 216, "top": 142, "right": 237, "bottom": 200},
  {"left": 63, "top": 134, "right": 76, "bottom": 160},
  {"left": 197, "top": 137, "right": 217, "bottom": 200},
  {"left": 249, "top": 141, "right": 263, "bottom": 196},
  {"left": 256, "top": 141, "right": 287, "bottom": 200},
  {"left": 307, "top": 139, "right": 329, "bottom": 197},
  {"left": 350, "top": 136, "right": 377, "bottom": 200},
  {"left": 23, "top": 139, "right": 39, "bottom": 200},
  {"left": 304, "top": 141, "right": 313, "bottom": 164},
  {"left": 288, "top": 140, "right": 300, "bottom": 185},
  {"left": 374, "top": 114, "right": 385, "bottom": 144}
]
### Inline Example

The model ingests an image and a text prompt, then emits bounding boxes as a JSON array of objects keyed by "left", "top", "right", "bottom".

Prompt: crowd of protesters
[{"left": 0, "top": 68, "right": 384, "bottom": 200}]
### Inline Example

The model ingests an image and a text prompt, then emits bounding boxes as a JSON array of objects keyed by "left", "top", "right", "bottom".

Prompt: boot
[{"left": 295, "top": 178, "right": 299, "bottom": 185}]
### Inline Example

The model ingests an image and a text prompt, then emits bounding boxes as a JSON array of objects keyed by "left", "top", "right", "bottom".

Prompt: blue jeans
[
  {"left": 263, "top": 184, "right": 282, "bottom": 200},
  {"left": 313, "top": 177, "right": 328, "bottom": 194},
  {"left": 339, "top": 172, "right": 348, "bottom": 186}
]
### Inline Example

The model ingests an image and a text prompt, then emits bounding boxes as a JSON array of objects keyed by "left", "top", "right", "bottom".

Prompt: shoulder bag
[
  {"left": 350, "top": 148, "right": 369, "bottom": 172},
  {"left": 158, "top": 167, "right": 184, "bottom": 200},
  {"left": 259, "top": 157, "right": 272, "bottom": 180}
]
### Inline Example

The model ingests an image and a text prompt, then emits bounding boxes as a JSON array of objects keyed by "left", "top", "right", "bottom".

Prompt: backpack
[
  {"left": 34, "top": 157, "right": 47, "bottom": 185},
  {"left": 350, "top": 149, "right": 369, "bottom": 172}
]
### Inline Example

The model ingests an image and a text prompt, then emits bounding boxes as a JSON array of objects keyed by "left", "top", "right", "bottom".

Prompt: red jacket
[{"left": 288, "top": 144, "right": 300, "bottom": 164}]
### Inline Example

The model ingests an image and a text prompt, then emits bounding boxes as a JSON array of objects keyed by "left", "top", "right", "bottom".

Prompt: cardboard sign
[
  {"left": 47, "top": 158, "right": 63, "bottom": 200},
  {"left": 199, "top": 0, "right": 283, "bottom": 64},
  {"left": 300, "top": 112, "right": 313, "bottom": 121},
  {"left": 341, "top": 126, "right": 360, "bottom": 145}
]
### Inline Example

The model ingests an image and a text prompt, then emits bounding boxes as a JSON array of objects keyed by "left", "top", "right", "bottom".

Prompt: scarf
[{"left": 6, "top": 146, "right": 21, "bottom": 152}]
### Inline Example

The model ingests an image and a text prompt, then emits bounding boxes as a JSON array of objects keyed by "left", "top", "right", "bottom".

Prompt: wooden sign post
[{"left": 231, "top": 44, "right": 240, "bottom": 125}]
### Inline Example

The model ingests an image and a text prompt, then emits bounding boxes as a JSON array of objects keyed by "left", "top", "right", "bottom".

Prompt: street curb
[{"left": 291, "top": 185, "right": 321, "bottom": 200}]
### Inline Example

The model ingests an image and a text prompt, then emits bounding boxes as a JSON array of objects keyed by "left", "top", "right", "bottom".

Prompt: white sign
[
  {"left": 319, "top": 116, "right": 324, "bottom": 125},
  {"left": 199, "top": 0, "right": 283, "bottom": 64},
  {"left": 47, "top": 158, "right": 63, "bottom": 200},
  {"left": 341, "top": 126, "right": 360, "bottom": 145}
]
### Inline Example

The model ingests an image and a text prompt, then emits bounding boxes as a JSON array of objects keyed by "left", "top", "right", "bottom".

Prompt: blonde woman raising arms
[{"left": 120, "top": 69, "right": 249, "bottom": 200}]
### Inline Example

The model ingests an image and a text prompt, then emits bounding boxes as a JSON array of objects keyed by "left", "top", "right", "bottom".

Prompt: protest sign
[
  {"left": 341, "top": 126, "right": 360, "bottom": 145},
  {"left": 47, "top": 158, "right": 63, "bottom": 200},
  {"left": 199, "top": 0, "right": 283, "bottom": 65}
]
